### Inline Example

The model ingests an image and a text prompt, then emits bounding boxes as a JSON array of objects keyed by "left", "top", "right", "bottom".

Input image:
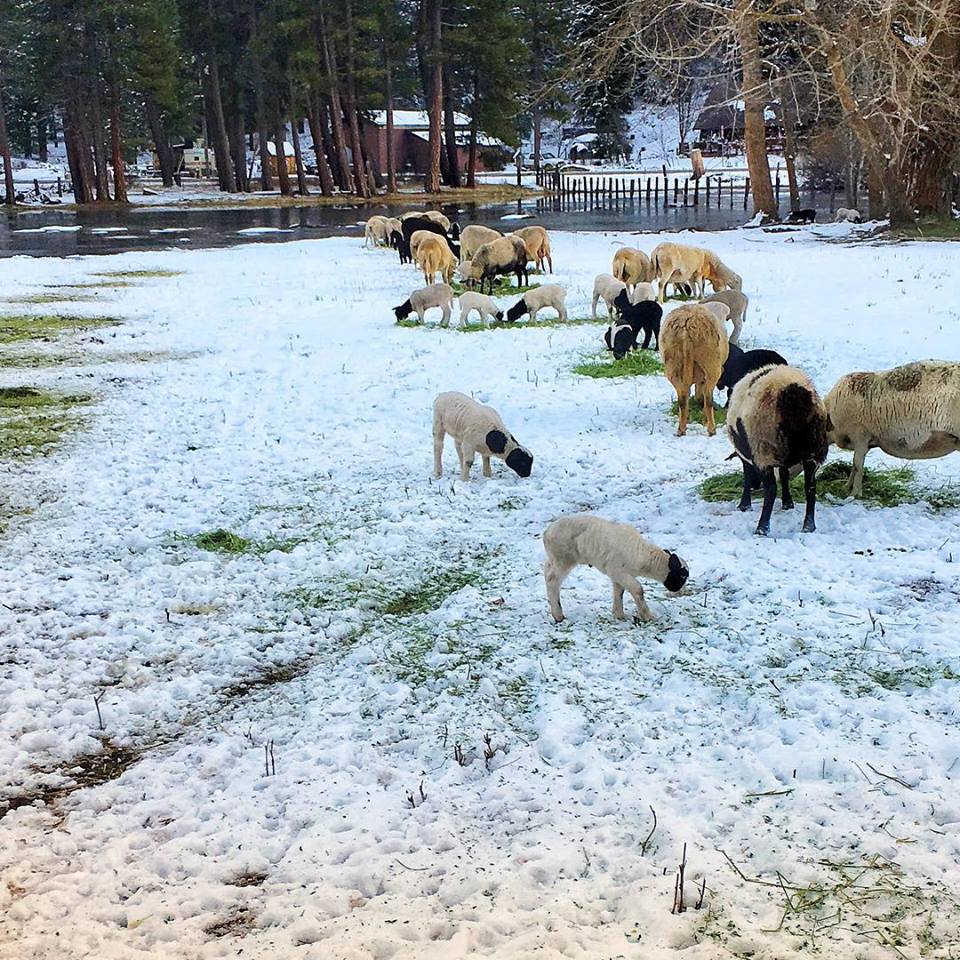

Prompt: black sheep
[
  {"left": 612, "top": 290, "right": 663, "bottom": 350},
  {"left": 391, "top": 230, "right": 412, "bottom": 264},
  {"left": 399, "top": 217, "right": 460, "bottom": 262},
  {"left": 603, "top": 322, "right": 638, "bottom": 360},
  {"left": 717, "top": 345, "right": 788, "bottom": 405},
  {"left": 785, "top": 208, "right": 816, "bottom": 225}
]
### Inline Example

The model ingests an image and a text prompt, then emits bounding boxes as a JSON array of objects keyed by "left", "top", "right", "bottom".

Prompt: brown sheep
[
  {"left": 651, "top": 242, "right": 742, "bottom": 303},
  {"left": 416, "top": 234, "right": 457, "bottom": 286},
  {"left": 460, "top": 224, "right": 503, "bottom": 260},
  {"left": 512, "top": 226, "right": 553, "bottom": 273},
  {"left": 659, "top": 302, "right": 730, "bottom": 437},
  {"left": 612, "top": 248, "right": 651, "bottom": 293}
]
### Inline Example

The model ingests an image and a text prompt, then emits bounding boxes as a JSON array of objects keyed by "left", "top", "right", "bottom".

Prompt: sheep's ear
[{"left": 485, "top": 429, "right": 508, "bottom": 454}]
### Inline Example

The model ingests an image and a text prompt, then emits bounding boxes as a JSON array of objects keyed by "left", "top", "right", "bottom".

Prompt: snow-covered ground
[{"left": 1, "top": 225, "right": 959, "bottom": 959}]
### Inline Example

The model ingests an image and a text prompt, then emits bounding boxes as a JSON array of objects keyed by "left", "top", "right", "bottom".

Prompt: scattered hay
[
  {"left": 204, "top": 909, "right": 256, "bottom": 939},
  {"left": 43, "top": 281, "right": 137, "bottom": 290},
  {"left": 451, "top": 278, "right": 540, "bottom": 296},
  {"left": 187, "top": 527, "right": 309, "bottom": 556},
  {"left": 669, "top": 397, "right": 727, "bottom": 426},
  {"left": 573, "top": 350, "right": 664, "bottom": 378},
  {"left": 226, "top": 871, "right": 268, "bottom": 888},
  {"left": 0, "top": 313, "right": 122, "bottom": 345}
]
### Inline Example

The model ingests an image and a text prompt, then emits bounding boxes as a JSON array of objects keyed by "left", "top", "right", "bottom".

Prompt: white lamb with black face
[{"left": 432, "top": 391, "right": 533, "bottom": 481}]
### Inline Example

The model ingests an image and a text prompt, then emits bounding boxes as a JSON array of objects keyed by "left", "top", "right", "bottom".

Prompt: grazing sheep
[
  {"left": 835, "top": 207, "right": 863, "bottom": 224},
  {"left": 363, "top": 215, "right": 391, "bottom": 248},
  {"left": 415, "top": 234, "right": 457, "bottom": 286},
  {"left": 604, "top": 321, "right": 638, "bottom": 360},
  {"left": 505, "top": 284, "right": 567, "bottom": 324},
  {"left": 717, "top": 343, "right": 788, "bottom": 404},
  {"left": 433, "top": 391, "right": 533, "bottom": 480},
  {"left": 659, "top": 303, "right": 729, "bottom": 436},
  {"left": 612, "top": 248, "right": 652, "bottom": 293},
  {"left": 461, "top": 236, "right": 529, "bottom": 294},
  {"left": 393, "top": 283, "right": 455, "bottom": 326},
  {"left": 385, "top": 218, "right": 403, "bottom": 247},
  {"left": 651, "top": 242, "right": 742, "bottom": 303},
  {"left": 592, "top": 273, "right": 627, "bottom": 320},
  {"left": 785, "top": 208, "right": 816, "bottom": 225},
  {"left": 422, "top": 210, "right": 452, "bottom": 231},
  {"left": 630, "top": 282, "right": 656, "bottom": 303},
  {"left": 458, "top": 291, "right": 503, "bottom": 326},
  {"left": 460, "top": 224, "right": 503, "bottom": 260},
  {"left": 824, "top": 361, "right": 960, "bottom": 498},
  {"left": 409, "top": 228, "right": 442, "bottom": 260},
  {"left": 399, "top": 216, "right": 459, "bottom": 263},
  {"left": 512, "top": 225, "right": 553, "bottom": 273},
  {"left": 612, "top": 289, "right": 663, "bottom": 350},
  {"left": 700, "top": 289, "right": 749, "bottom": 345},
  {"left": 542, "top": 515, "right": 689, "bottom": 624},
  {"left": 727, "top": 365, "right": 829, "bottom": 535}
]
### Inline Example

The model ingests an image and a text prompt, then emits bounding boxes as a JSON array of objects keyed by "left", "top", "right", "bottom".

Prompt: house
[
  {"left": 154, "top": 138, "right": 216, "bottom": 176},
  {"left": 362, "top": 110, "right": 510, "bottom": 176},
  {"left": 265, "top": 140, "right": 296, "bottom": 175},
  {"left": 690, "top": 81, "right": 785, "bottom": 157}
]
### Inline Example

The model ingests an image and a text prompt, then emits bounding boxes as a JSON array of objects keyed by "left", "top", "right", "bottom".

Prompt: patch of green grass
[
  {"left": 43, "top": 280, "right": 137, "bottom": 290},
  {"left": 188, "top": 527, "right": 310, "bottom": 556},
  {"left": 894, "top": 217, "right": 960, "bottom": 241},
  {"left": 0, "top": 313, "right": 122, "bottom": 344},
  {"left": 396, "top": 315, "right": 605, "bottom": 333},
  {"left": 0, "top": 349, "right": 199, "bottom": 370},
  {"left": 573, "top": 350, "right": 664, "bottom": 378},
  {"left": 0, "top": 387, "right": 94, "bottom": 458},
  {"left": 868, "top": 663, "right": 959, "bottom": 691},
  {"left": 451, "top": 277, "right": 540, "bottom": 296},
  {"left": 698, "top": 460, "right": 957, "bottom": 510},
  {"left": 669, "top": 396, "right": 727, "bottom": 426},
  {"left": 93, "top": 269, "right": 184, "bottom": 279},
  {"left": 383, "top": 565, "right": 483, "bottom": 616},
  {"left": 4, "top": 292, "right": 101, "bottom": 305}
]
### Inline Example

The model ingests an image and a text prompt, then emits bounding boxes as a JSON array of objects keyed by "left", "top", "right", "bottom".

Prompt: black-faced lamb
[
  {"left": 393, "top": 283, "right": 455, "bottom": 326},
  {"left": 717, "top": 344, "right": 788, "bottom": 404},
  {"left": 458, "top": 291, "right": 503, "bottom": 326},
  {"left": 785, "top": 209, "right": 816, "bottom": 224},
  {"left": 505, "top": 284, "right": 567, "bottom": 324},
  {"left": 824, "top": 361, "right": 960, "bottom": 497},
  {"left": 612, "top": 289, "right": 663, "bottom": 350},
  {"left": 542, "top": 515, "right": 689, "bottom": 624},
  {"left": 432, "top": 391, "right": 533, "bottom": 480},
  {"left": 592, "top": 273, "right": 626, "bottom": 320},
  {"left": 460, "top": 236, "right": 529, "bottom": 294},
  {"left": 726, "top": 365, "right": 829, "bottom": 536},
  {"left": 604, "top": 321, "right": 638, "bottom": 360}
]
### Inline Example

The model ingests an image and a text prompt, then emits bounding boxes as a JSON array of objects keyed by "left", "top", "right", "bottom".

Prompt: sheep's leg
[
  {"left": 755, "top": 468, "right": 778, "bottom": 536},
  {"left": 611, "top": 582, "right": 626, "bottom": 620},
  {"left": 702, "top": 380, "right": 718, "bottom": 436},
  {"left": 433, "top": 429, "right": 445, "bottom": 479},
  {"left": 559, "top": 303, "right": 567, "bottom": 322},
  {"left": 730, "top": 316, "right": 743, "bottom": 345},
  {"left": 676, "top": 389, "right": 689, "bottom": 437},
  {"left": 779, "top": 467, "right": 795, "bottom": 510},
  {"left": 640, "top": 325, "right": 652, "bottom": 350},
  {"left": 530, "top": 307, "right": 539, "bottom": 323},
  {"left": 738, "top": 460, "right": 754, "bottom": 511},
  {"left": 849, "top": 445, "right": 868, "bottom": 497},
  {"left": 615, "top": 572, "right": 655, "bottom": 623},
  {"left": 481, "top": 454, "right": 492, "bottom": 478},
  {"left": 591, "top": 292, "right": 599, "bottom": 320},
  {"left": 459, "top": 444, "right": 475, "bottom": 481},
  {"left": 801, "top": 460, "right": 818, "bottom": 532},
  {"left": 544, "top": 559, "right": 572, "bottom": 623},
  {"left": 440, "top": 303, "right": 451, "bottom": 328}
]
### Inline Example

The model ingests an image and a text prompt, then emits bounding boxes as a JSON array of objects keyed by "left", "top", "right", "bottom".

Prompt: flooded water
[{"left": 0, "top": 192, "right": 843, "bottom": 258}]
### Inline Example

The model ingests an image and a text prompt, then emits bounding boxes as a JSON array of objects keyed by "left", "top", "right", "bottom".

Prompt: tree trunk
[
  {"left": 734, "top": 0, "right": 777, "bottom": 219},
  {"left": 466, "top": 74, "right": 479, "bottom": 189},
  {"left": 0, "top": 82, "right": 15, "bottom": 205},
  {"left": 145, "top": 98, "right": 175, "bottom": 187},
  {"left": 532, "top": 107, "right": 542, "bottom": 179},
  {"left": 867, "top": 162, "right": 883, "bottom": 220},
  {"left": 318, "top": 1, "right": 355, "bottom": 193},
  {"left": 64, "top": 99, "right": 97, "bottom": 204},
  {"left": 86, "top": 32, "right": 111, "bottom": 201},
  {"left": 38, "top": 119, "right": 48, "bottom": 162},
  {"left": 306, "top": 98, "right": 335, "bottom": 195},
  {"left": 425, "top": 0, "right": 443, "bottom": 193},
  {"left": 384, "top": 50, "right": 397, "bottom": 193},
  {"left": 342, "top": 0, "right": 371, "bottom": 197},
  {"left": 231, "top": 109, "right": 248, "bottom": 192},
  {"left": 778, "top": 79, "right": 800, "bottom": 211},
  {"left": 443, "top": 75, "right": 461, "bottom": 188},
  {"left": 289, "top": 104, "right": 309, "bottom": 195},
  {"left": 322, "top": 93, "right": 351, "bottom": 191},
  {"left": 109, "top": 84, "right": 128, "bottom": 203},
  {"left": 202, "top": 56, "right": 237, "bottom": 192},
  {"left": 274, "top": 108, "right": 292, "bottom": 197}
]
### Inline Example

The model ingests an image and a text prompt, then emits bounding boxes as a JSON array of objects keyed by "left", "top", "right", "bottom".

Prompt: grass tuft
[
  {"left": 396, "top": 315, "right": 605, "bottom": 333},
  {"left": 573, "top": 350, "right": 664, "bottom": 378},
  {"left": 0, "top": 313, "right": 122, "bottom": 344},
  {"left": 4, "top": 292, "right": 101, "bottom": 305},
  {"left": 383, "top": 565, "right": 483, "bottom": 616},
  {"left": 669, "top": 396, "right": 727, "bottom": 426},
  {"left": 451, "top": 278, "right": 541, "bottom": 296},
  {"left": 188, "top": 527, "right": 309, "bottom": 556},
  {"left": 93, "top": 269, "right": 184, "bottom": 279},
  {"left": 0, "top": 349, "right": 199, "bottom": 369},
  {"left": 0, "top": 387, "right": 94, "bottom": 458}
]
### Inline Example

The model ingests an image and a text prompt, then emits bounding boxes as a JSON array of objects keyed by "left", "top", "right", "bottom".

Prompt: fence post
[
  {"left": 654, "top": 178, "right": 659, "bottom": 204},
  {"left": 744, "top": 178, "right": 750, "bottom": 208},
  {"left": 693, "top": 178, "right": 699, "bottom": 206},
  {"left": 774, "top": 171, "right": 780, "bottom": 201},
  {"left": 705, "top": 177, "right": 710, "bottom": 205},
  {"left": 683, "top": 179, "right": 689, "bottom": 205},
  {"left": 57, "top": 177, "right": 63, "bottom": 197},
  {"left": 646, "top": 177, "right": 651, "bottom": 202}
]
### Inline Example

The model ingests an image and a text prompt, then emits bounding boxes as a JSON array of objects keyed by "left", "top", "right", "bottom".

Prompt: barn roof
[{"left": 369, "top": 110, "right": 472, "bottom": 129}]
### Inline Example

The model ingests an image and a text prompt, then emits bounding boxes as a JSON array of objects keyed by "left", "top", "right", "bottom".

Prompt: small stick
[
  {"left": 866, "top": 762, "right": 912, "bottom": 790},
  {"left": 93, "top": 692, "right": 105, "bottom": 731},
  {"left": 640, "top": 806, "right": 657, "bottom": 856}
]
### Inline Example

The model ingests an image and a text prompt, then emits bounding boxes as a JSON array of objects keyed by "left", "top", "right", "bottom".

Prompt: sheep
[
  {"left": 363, "top": 215, "right": 391, "bottom": 248},
  {"left": 592, "top": 273, "right": 627, "bottom": 320},
  {"left": 458, "top": 291, "right": 503, "bottom": 326},
  {"left": 630, "top": 282, "right": 656, "bottom": 303},
  {"left": 717, "top": 343, "right": 788, "bottom": 405},
  {"left": 393, "top": 282, "right": 455, "bottom": 327},
  {"left": 659, "top": 302, "right": 729, "bottom": 436},
  {"left": 612, "top": 289, "right": 663, "bottom": 350},
  {"left": 415, "top": 234, "right": 457, "bottom": 286},
  {"left": 727, "top": 365, "right": 829, "bottom": 535},
  {"left": 399, "top": 216, "right": 459, "bottom": 264},
  {"left": 785, "top": 208, "right": 816, "bottom": 225},
  {"left": 433, "top": 391, "right": 533, "bottom": 481},
  {"left": 542, "top": 515, "right": 689, "bottom": 624},
  {"left": 460, "top": 224, "right": 503, "bottom": 261},
  {"left": 612, "top": 248, "right": 652, "bottom": 293},
  {"left": 512, "top": 225, "right": 553, "bottom": 273},
  {"left": 835, "top": 207, "right": 863, "bottom": 223},
  {"left": 460, "top": 235, "right": 529, "bottom": 294},
  {"left": 824, "top": 361, "right": 960, "bottom": 498},
  {"left": 604, "top": 321, "right": 639, "bottom": 360},
  {"left": 700, "top": 289, "right": 749, "bottom": 345},
  {"left": 505, "top": 284, "right": 567, "bottom": 324},
  {"left": 651, "top": 242, "right": 742, "bottom": 303},
  {"left": 422, "top": 210, "right": 451, "bottom": 231}
]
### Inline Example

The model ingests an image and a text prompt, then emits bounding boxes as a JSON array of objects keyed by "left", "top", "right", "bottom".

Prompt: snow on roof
[
  {"left": 570, "top": 133, "right": 598, "bottom": 144},
  {"left": 369, "top": 110, "right": 471, "bottom": 129},
  {"left": 266, "top": 141, "right": 296, "bottom": 157}
]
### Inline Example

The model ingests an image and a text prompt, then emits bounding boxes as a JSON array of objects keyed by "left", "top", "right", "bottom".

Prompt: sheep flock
[{"left": 364, "top": 212, "right": 959, "bottom": 624}]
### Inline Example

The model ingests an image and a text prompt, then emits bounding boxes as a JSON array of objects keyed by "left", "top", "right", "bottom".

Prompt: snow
[
  {"left": 370, "top": 110, "right": 472, "bottom": 129},
  {"left": 1, "top": 226, "right": 959, "bottom": 959}
]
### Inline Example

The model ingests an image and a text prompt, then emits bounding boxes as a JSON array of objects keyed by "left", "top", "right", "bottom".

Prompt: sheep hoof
[
  {"left": 632, "top": 613, "right": 655, "bottom": 625},
  {"left": 802, "top": 520, "right": 816, "bottom": 533},
  {"left": 782, "top": 501, "right": 795, "bottom": 511},
  {"left": 551, "top": 613, "right": 565, "bottom": 624},
  {"left": 754, "top": 525, "right": 769, "bottom": 537}
]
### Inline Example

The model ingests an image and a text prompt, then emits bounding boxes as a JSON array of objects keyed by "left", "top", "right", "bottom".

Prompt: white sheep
[
  {"left": 824, "top": 361, "right": 960, "bottom": 497},
  {"left": 630, "top": 282, "right": 656, "bottom": 303},
  {"left": 834, "top": 208, "right": 863, "bottom": 223},
  {"left": 433, "top": 391, "right": 533, "bottom": 480},
  {"left": 592, "top": 273, "right": 627, "bottom": 320},
  {"left": 393, "top": 283, "right": 455, "bottom": 326},
  {"left": 505, "top": 283, "right": 567, "bottom": 323},
  {"left": 542, "top": 514, "right": 689, "bottom": 624},
  {"left": 363, "top": 215, "right": 391, "bottom": 248},
  {"left": 458, "top": 292, "right": 503, "bottom": 326},
  {"left": 700, "top": 289, "right": 748, "bottom": 345},
  {"left": 460, "top": 224, "right": 503, "bottom": 260}
]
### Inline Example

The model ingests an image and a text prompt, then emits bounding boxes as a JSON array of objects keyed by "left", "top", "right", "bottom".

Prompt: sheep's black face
[
  {"left": 485, "top": 429, "right": 508, "bottom": 454},
  {"left": 613, "top": 289, "right": 631, "bottom": 314},
  {"left": 664, "top": 552, "right": 689, "bottom": 592},
  {"left": 506, "top": 447, "right": 533, "bottom": 478},
  {"left": 494, "top": 310, "right": 504, "bottom": 323},
  {"left": 393, "top": 300, "right": 412, "bottom": 321},
  {"left": 612, "top": 327, "right": 634, "bottom": 360},
  {"left": 505, "top": 299, "right": 526, "bottom": 323}
]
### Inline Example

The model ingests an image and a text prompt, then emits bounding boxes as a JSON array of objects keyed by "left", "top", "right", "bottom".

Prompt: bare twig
[{"left": 640, "top": 805, "right": 658, "bottom": 856}]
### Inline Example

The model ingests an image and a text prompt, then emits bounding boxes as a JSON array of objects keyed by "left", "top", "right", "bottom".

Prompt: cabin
[
  {"left": 265, "top": 140, "right": 296, "bottom": 175},
  {"left": 153, "top": 138, "right": 216, "bottom": 176},
  {"left": 687, "top": 81, "right": 785, "bottom": 157}
]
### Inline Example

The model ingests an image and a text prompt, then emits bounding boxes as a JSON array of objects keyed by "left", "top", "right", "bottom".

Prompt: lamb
[
  {"left": 785, "top": 208, "right": 816, "bottom": 224},
  {"left": 460, "top": 235, "right": 529, "bottom": 294},
  {"left": 542, "top": 515, "right": 689, "bottom": 624},
  {"left": 630, "top": 282, "right": 656, "bottom": 303},
  {"left": 399, "top": 216, "right": 459, "bottom": 264},
  {"left": 592, "top": 273, "right": 627, "bottom": 320},
  {"left": 727, "top": 364, "right": 829, "bottom": 535},
  {"left": 415, "top": 234, "right": 457, "bottom": 286},
  {"left": 363, "top": 215, "right": 391, "bottom": 248},
  {"left": 385, "top": 218, "right": 403, "bottom": 247},
  {"left": 433, "top": 391, "right": 533, "bottom": 480},
  {"left": 458, "top": 291, "right": 503, "bottom": 326},
  {"left": 717, "top": 343, "right": 788, "bottom": 404},
  {"left": 512, "top": 225, "right": 553, "bottom": 273},
  {"left": 651, "top": 242, "right": 742, "bottom": 303},
  {"left": 659, "top": 302, "right": 729, "bottom": 436},
  {"left": 460, "top": 224, "right": 502, "bottom": 261},
  {"left": 835, "top": 207, "right": 863, "bottom": 223},
  {"left": 612, "top": 248, "right": 652, "bottom": 293},
  {"left": 824, "top": 361, "right": 960, "bottom": 498},
  {"left": 699, "top": 289, "right": 749, "bottom": 345},
  {"left": 505, "top": 284, "right": 567, "bottom": 324},
  {"left": 604, "top": 321, "right": 639, "bottom": 360},
  {"left": 393, "top": 282, "right": 455, "bottom": 326},
  {"left": 612, "top": 289, "right": 663, "bottom": 350},
  {"left": 421, "top": 210, "right": 452, "bottom": 231}
]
